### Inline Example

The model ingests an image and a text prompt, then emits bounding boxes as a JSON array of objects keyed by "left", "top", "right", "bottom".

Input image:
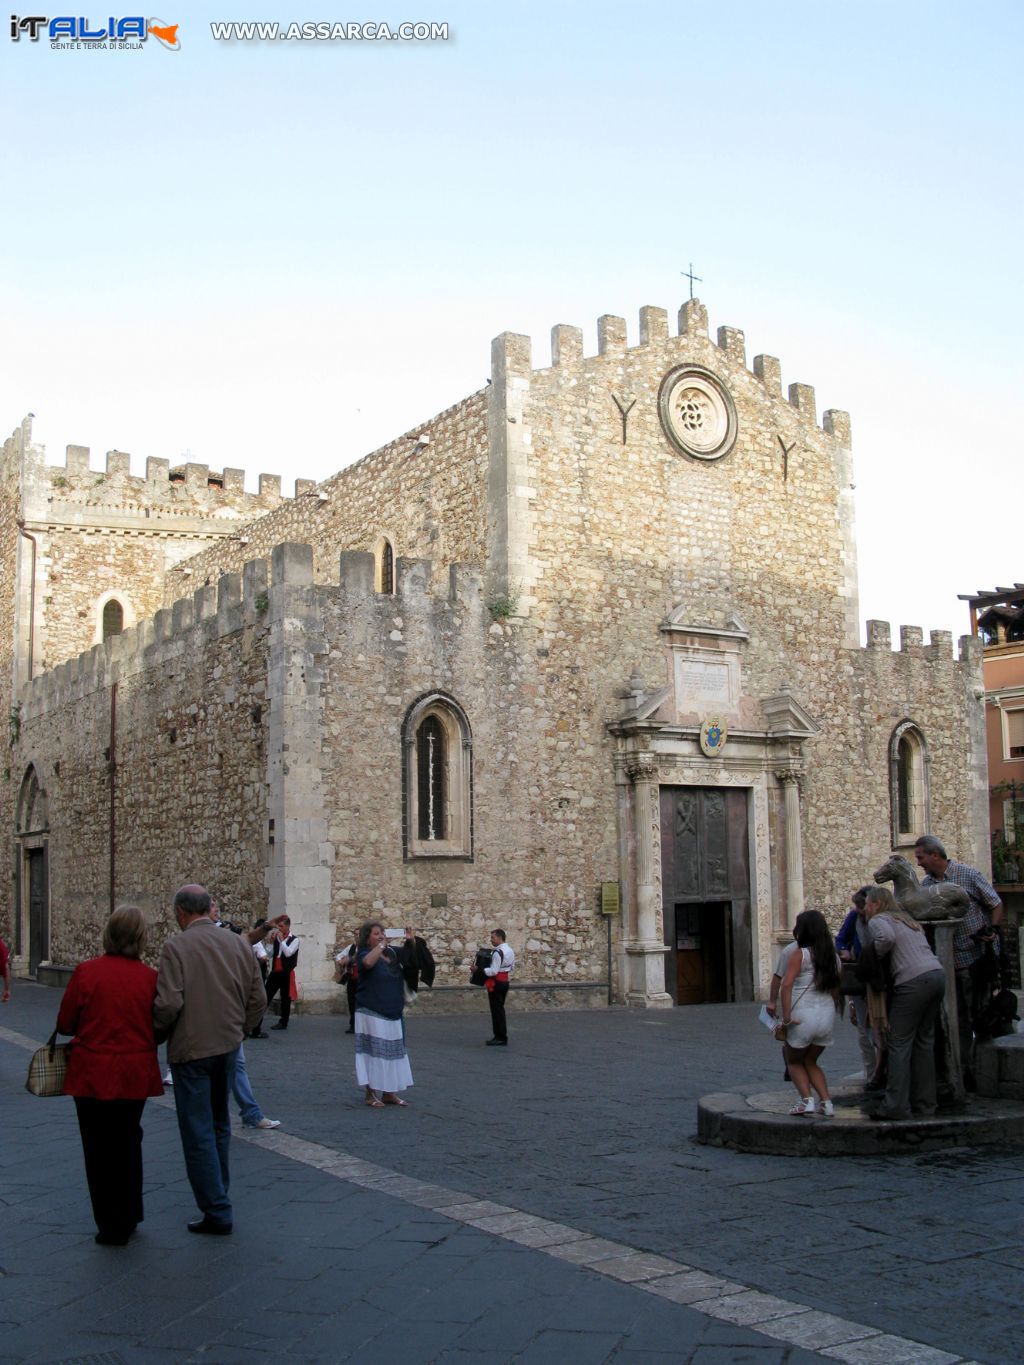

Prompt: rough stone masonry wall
[
  {"left": 488, "top": 301, "right": 983, "bottom": 928},
  {"left": 164, "top": 389, "right": 490, "bottom": 604},
  {"left": 317, "top": 552, "right": 614, "bottom": 1004},
  {"left": 11, "top": 571, "right": 273, "bottom": 966},
  {"left": 508, "top": 300, "right": 855, "bottom": 701},
  {"left": 805, "top": 625, "right": 988, "bottom": 914},
  {"left": 0, "top": 421, "right": 28, "bottom": 941}
]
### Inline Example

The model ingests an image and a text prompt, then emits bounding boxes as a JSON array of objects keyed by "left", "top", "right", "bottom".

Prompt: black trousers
[
  {"left": 266, "top": 970, "right": 292, "bottom": 1025},
  {"left": 74, "top": 1096, "right": 146, "bottom": 1237},
  {"left": 488, "top": 982, "right": 509, "bottom": 1041},
  {"left": 346, "top": 977, "right": 357, "bottom": 1025}
]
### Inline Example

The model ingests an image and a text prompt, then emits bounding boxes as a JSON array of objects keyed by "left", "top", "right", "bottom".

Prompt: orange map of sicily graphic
[{"left": 149, "top": 21, "right": 180, "bottom": 49}]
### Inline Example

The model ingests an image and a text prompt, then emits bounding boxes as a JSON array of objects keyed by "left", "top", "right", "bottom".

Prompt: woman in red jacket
[{"left": 56, "top": 905, "right": 163, "bottom": 1245}]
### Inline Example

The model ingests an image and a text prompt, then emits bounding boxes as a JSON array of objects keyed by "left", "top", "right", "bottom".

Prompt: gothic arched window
[
  {"left": 417, "top": 714, "right": 447, "bottom": 840},
  {"left": 94, "top": 592, "right": 134, "bottom": 645},
  {"left": 375, "top": 537, "right": 395, "bottom": 595},
  {"left": 403, "top": 693, "right": 472, "bottom": 859},
  {"left": 17, "top": 765, "right": 48, "bottom": 835},
  {"left": 102, "top": 598, "right": 125, "bottom": 639},
  {"left": 889, "top": 721, "right": 929, "bottom": 845}
]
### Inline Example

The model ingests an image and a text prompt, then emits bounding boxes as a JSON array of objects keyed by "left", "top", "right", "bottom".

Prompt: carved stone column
[
  {"left": 777, "top": 769, "right": 805, "bottom": 928},
  {"left": 624, "top": 754, "right": 672, "bottom": 1008}
]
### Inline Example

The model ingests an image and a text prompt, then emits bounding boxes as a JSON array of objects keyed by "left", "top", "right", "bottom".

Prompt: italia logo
[{"left": 9, "top": 15, "right": 180, "bottom": 48}]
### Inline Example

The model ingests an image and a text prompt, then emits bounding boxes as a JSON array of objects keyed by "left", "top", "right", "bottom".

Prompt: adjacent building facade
[
  {"left": 959, "top": 584, "right": 1023, "bottom": 977},
  {"left": 0, "top": 299, "right": 991, "bottom": 1010}
]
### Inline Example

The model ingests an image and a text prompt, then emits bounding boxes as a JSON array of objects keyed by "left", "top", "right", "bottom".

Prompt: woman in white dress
[{"left": 778, "top": 909, "right": 842, "bottom": 1116}]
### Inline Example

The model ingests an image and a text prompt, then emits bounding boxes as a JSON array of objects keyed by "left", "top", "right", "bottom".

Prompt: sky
[{"left": 2, "top": 0, "right": 1021, "bottom": 641}]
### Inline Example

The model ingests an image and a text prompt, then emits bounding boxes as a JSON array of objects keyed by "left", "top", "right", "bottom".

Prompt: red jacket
[{"left": 56, "top": 955, "right": 164, "bottom": 1100}]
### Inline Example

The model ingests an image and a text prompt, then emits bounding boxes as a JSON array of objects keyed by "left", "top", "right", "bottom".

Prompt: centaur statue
[{"left": 873, "top": 853, "right": 970, "bottom": 921}]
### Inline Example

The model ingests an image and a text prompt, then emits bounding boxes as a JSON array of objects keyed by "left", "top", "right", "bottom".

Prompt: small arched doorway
[{"left": 16, "top": 765, "right": 50, "bottom": 974}]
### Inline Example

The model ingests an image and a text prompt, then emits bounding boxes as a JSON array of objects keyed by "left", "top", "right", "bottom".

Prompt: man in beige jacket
[{"left": 154, "top": 884, "right": 266, "bottom": 1235}]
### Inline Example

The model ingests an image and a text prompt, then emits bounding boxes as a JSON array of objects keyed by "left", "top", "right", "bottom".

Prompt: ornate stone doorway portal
[{"left": 659, "top": 786, "right": 752, "bottom": 1004}]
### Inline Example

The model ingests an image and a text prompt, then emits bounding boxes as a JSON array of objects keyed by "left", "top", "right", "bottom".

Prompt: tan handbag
[{"left": 25, "top": 1030, "right": 71, "bottom": 1097}]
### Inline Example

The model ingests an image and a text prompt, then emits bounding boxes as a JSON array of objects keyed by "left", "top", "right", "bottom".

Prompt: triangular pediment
[
  {"left": 760, "top": 688, "right": 820, "bottom": 739},
  {"left": 660, "top": 605, "right": 750, "bottom": 642}
]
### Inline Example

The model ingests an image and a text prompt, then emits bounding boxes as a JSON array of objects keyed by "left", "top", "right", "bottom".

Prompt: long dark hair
[{"left": 793, "top": 909, "right": 840, "bottom": 992}]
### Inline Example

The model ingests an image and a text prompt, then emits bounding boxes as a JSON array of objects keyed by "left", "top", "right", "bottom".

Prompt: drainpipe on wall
[
  {"left": 109, "top": 683, "right": 117, "bottom": 913},
  {"left": 15, "top": 522, "right": 37, "bottom": 681}
]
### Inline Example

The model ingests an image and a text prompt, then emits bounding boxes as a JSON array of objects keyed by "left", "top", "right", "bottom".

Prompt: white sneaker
[
  {"left": 820, "top": 1100, "right": 835, "bottom": 1118},
  {"left": 162, "top": 1071, "right": 173, "bottom": 1086},
  {"left": 248, "top": 1117, "right": 281, "bottom": 1129}
]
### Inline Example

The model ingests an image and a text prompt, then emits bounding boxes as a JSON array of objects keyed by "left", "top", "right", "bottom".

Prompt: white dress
[{"left": 785, "top": 948, "right": 838, "bottom": 1049}]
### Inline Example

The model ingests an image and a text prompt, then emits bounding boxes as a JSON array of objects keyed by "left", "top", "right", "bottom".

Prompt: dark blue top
[
  {"left": 355, "top": 948, "right": 405, "bottom": 1020},
  {"left": 835, "top": 909, "right": 866, "bottom": 958}
]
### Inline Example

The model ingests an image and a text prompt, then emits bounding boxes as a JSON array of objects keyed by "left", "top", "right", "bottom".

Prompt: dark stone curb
[{"left": 697, "top": 1086, "right": 1024, "bottom": 1156}]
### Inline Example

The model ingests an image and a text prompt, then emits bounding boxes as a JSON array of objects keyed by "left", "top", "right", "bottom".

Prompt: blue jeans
[
  {"left": 171, "top": 1050, "right": 237, "bottom": 1225},
  {"left": 232, "top": 1045, "right": 264, "bottom": 1125}
]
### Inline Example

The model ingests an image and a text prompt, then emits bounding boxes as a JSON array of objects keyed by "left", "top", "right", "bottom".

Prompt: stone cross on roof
[{"left": 680, "top": 262, "right": 703, "bottom": 300}]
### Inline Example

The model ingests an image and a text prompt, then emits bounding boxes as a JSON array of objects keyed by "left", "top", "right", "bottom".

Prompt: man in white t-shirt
[{"left": 484, "top": 929, "right": 515, "bottom": 1047}]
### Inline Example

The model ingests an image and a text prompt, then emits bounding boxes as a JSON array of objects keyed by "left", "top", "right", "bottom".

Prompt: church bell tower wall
[
  {"left": 495, "top": 298, "right": 858, "bottom": 661},
  {"left": 3, "top": 414, "right": 311, "bottom": 688}
]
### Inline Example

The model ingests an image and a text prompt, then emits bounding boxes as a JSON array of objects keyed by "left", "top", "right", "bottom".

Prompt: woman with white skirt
[
  {"left": 777, "top": 908, "right": 842, "bottom": 1117},
  {"left": 354, "top": 922, "right": 414, "bottom": 1108}
]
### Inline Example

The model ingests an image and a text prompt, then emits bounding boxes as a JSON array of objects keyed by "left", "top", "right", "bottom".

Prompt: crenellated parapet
[
  {"left": 18, "top": 542, "right": 487, "bottom": 722},
  {"left": 493, "top": 298, "right": 851, "bottom": 449},
  {"left": 5, "top": 415, "right": 314, "bottom": 534},
  {"left": 864, "top": 620, "right": 980, "bottom": 667}
]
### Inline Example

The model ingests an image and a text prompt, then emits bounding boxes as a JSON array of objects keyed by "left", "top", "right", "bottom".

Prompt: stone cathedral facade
[{"left": 0, "top": 298, "right": 990, "bottom": 1010}]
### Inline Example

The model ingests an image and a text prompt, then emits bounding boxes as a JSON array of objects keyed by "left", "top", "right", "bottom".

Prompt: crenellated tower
[{"left": 1, "top": 415, "right": 312, "bottom": 689}]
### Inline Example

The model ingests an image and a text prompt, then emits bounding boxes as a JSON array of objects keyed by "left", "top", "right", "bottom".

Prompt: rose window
[{"left": 658, "top": 366, "right": 737, "bottom": 461}]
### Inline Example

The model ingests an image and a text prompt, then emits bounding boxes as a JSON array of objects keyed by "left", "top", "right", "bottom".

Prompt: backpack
[
  {"left": 470, "top": 947, "right": 491, "bottom": 988},
  {"left": 974, "top": 988, "right": 1018, "bottom": 1042}
]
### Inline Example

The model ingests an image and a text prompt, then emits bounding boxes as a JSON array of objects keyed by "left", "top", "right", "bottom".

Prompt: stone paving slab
[
  {"left": 2, "top": 985, "right": 1019, "bottom": 1362},
  {"left": 819, "top": 1336, "right": 963, "bottom": 1364},
  {"left": 752, "top": 1311, "right": 880, "bottom": 1351}
]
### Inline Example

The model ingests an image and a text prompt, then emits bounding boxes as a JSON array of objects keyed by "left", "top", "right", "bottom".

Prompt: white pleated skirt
[{"left": 354, "top": 1009, "right": 413, "bottom": 1093}]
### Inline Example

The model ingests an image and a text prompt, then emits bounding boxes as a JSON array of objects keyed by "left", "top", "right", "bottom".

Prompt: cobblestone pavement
[{"left": 2, "top": 981, "right": 1020, "bottom": 1364}]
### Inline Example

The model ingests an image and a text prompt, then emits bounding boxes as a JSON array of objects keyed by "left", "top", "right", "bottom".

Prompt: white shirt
[
  {"left": 271, "top": 934, "right": 299, "bottom": 966},
  {"left": 485, "top": 943, "right": 515, "bottom": 977},
  {"left": 773, "top": 941, "right": 799, "bottom": 979}
]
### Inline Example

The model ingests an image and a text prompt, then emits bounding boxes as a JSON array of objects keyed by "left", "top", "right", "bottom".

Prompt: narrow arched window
[
  {"left": 403, "top": 693, "right": 472, "bottom": 859},
  {"left": 889, "top": 722, "right": 929, "bottom": 846},
  {"left": 102, "top": 598, "right": 124, "bottom": 639},
  {"left": 374, "top": 537, "right": 395, "bottom": 594},
  {"left": 896, "top": 736, "right": 913, "bottom": 835},
  {"left": 416, "top": 715, "right": 447, "bottom": 840}
]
